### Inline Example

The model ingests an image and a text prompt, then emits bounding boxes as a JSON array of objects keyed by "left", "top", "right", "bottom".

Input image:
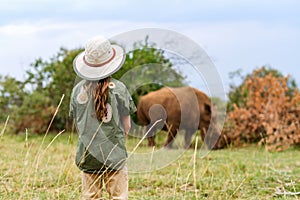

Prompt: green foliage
[
  {"left": 114, "top": 36, "right": 185, "bottom": 95},
  {"left": 22, "top": 48, "right": 81, "bottom": 132},
  {"left": 0, "top": 76, "right": 26, "bottom": 121},
  {"left": 45, "top": 48, "right": 83, "bottom": 130},
  {"left": 0, "top": 48, "right": 82, "bottom": 133},
  {"left": 227, "top": 69, "right": 248, "bottom": 111},
  {"left": 227, "top": 66, "right": 298, "bottom": 111}
]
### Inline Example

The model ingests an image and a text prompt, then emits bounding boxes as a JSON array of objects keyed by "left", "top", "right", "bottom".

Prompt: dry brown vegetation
[{"left": 223, "top": 69, "right": 300, "bottom": 151}]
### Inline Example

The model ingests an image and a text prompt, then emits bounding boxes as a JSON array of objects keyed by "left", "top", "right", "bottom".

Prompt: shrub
[{"left": 223, "top": 68, "right": 300, "bottom": 151}]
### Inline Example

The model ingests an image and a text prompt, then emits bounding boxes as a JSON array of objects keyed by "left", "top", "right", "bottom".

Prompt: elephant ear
[{"left": 204, "top": 103, "right": 212, "bottom": 115}]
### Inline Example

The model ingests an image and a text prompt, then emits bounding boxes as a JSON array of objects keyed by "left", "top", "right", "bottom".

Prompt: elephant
[{"left": 137, "top": 86, "right": 222, "bottom": 149}]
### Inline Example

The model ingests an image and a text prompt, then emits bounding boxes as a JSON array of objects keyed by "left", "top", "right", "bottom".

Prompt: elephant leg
[
  {"left": 164, "top": 127, "right": 178, "bottom": 148},
  {"left": 148, "top": 136, "right": 156, "bottom": 146},
  {"left": 185, "top": 129, "right": 196, "bottom": 149},
  {"left": 200, "top": 128, "right": 206, "bottom": 142},
  {"left": 146, "top": 125, "right": 156, "bottom": 147}
]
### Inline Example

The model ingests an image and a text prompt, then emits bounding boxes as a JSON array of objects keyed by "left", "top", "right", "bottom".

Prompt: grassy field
[{"left": 0, "top": 131, "right": 299, "bottom": 200}]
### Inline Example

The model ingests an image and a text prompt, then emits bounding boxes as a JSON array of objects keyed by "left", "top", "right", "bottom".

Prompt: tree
[
  {"left": 0, "top": 76, "right": 26, "bottom": 122},
  {"left": 9, "top": 48, "right": 82, "bottom": 133},
  {"left": 114, "top": 36, "right": 186, "bottom": 95}
]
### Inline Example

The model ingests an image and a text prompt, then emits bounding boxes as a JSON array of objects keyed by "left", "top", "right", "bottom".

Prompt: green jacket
[{"left": 70, "top": 78, "right": 136, "bottom": 173}]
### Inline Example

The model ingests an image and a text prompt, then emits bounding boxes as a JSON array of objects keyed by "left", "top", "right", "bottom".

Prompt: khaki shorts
[{"left": 82, "top": 165, "right": 128, "bottom": 200}]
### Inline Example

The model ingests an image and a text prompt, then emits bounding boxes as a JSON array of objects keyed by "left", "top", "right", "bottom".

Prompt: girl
[{"left": 70, "top": 36, "right": 136, "bottom": 200}]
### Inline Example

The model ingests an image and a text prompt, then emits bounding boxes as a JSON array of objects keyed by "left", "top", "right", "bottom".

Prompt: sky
[{"left": 0, "top": 0, "right": 300, "bottom": 97}]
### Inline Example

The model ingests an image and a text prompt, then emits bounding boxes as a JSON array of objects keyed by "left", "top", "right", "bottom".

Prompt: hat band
[{"left": 83, "top": 48, "right": 116, "bottom": 67}]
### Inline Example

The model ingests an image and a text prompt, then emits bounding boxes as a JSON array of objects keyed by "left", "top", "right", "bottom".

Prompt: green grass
[{"left": 0, "top": 131, "right": 299, "bottom": 199}]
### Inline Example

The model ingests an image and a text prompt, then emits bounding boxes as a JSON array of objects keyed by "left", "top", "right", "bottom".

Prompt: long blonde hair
[{"left": 92, "top": 77, "right": 111, "bottom": 121}]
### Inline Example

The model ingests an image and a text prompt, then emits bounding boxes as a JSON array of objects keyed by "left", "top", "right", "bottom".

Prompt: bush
[{"left": 223, "top": 68, "right": 300, "bottom": 151}]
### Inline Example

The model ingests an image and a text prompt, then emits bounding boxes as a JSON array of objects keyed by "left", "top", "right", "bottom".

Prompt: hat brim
[{"left": 73, "top": 44, "right": 125, "bottom": 81}]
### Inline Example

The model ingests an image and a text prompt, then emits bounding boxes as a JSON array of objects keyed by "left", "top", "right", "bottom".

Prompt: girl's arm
[{"left": 122, "top": 115, "right": 131, "bottom": 136}]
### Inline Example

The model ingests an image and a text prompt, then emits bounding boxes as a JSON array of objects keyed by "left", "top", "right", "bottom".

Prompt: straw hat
[{"left": 73, "top": 35, "right": 125, "bottom": 80}]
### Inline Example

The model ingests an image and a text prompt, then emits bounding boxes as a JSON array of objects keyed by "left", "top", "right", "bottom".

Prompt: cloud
[
  {"left": 0, "top": 23, "right": 70, "bottom": 36},
  {"left": 0, "top": 14, "right": 300, "bottom": 91},
  {"left": 2, "top": 0, "right": 300, "bottom": 25}
]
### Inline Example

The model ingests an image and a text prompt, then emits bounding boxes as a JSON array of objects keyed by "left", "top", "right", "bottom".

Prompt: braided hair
[{"left": 93, "top": 77, "right": 111, "bottom": 121}]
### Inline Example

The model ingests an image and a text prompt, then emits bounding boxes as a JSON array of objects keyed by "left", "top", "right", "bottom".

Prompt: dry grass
[{"left": 0, "top": 130, "right": 299, "bottom": 199}]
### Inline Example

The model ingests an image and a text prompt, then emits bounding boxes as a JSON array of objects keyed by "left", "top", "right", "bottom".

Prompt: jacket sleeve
[
  {"left": 117, "top": 88, "right": 137, "bottom": 117},
  {"left": 69, "top": 89, "right": 76, "bottom": 118}
]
